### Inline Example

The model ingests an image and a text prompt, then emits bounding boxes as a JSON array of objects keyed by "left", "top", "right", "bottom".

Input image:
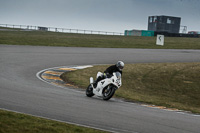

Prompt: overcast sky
[{"left": 0, "top": 0, "right": 199, "bottom": 33}]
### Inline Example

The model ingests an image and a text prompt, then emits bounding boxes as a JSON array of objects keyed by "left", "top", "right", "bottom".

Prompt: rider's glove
[{"left": 103, "top": 73, "right": 107, "bottom": 78}]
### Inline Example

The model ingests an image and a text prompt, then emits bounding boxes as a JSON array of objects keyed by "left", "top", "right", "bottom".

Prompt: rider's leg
[
  {"left": 93, "top": 76, "right": 102, "bottom": 88},
  {"left": 93, "top": 74, "right": 105, "bottom": 88}
]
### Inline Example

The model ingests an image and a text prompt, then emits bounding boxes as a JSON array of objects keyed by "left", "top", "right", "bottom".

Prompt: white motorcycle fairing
[{"left": 89, "top": 72, "right": 122, "bottom": 97}]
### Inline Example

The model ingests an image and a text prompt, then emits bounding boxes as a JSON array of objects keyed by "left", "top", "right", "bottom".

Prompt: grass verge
[
  {"left": 61, "top": 62, "right": 200, "bottom": 114},
  {"left": 0, "top": 109, "right": 107, "bottom": 133},
  {"left": 0, "top": 29, "right": 200, "bottom": 49}
]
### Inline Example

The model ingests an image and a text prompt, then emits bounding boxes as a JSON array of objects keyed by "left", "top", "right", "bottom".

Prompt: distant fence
[
  {"left": 125, "top": 29, "right": 200, "bottom": 38},
  {"left": 154, "top": 31, "right": 200, "bottom": 38},
  {"left": 0, "top": 24, "right": 124, "bottom": 36}
]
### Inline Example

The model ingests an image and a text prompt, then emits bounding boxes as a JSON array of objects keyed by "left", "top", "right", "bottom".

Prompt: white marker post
[{"left": 156, "top": 34, "right": 164, "bottom": 46}]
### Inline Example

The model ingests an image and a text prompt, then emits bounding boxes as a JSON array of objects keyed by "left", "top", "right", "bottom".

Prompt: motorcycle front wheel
[
  {"left": 102, "top": 85, "right": 115, "bottom": 100},
  {"left": 86, "top": 84, "right": 94, "bottom": 97}
]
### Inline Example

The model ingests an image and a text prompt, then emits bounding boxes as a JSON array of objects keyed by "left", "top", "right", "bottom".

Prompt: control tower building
[{"left": 148, "top": 15, "right": 181, "bottom": 33}]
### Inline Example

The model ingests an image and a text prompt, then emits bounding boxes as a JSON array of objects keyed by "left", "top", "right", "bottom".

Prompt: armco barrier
[{"left": 154, "top": 31, "right": 199, "bottom": 38}]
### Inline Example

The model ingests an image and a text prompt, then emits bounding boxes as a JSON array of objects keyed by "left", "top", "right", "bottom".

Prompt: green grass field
[
  {"left": 0, "top": 28, "right": 200, "bottom": 49},
  {"left": 0, "top": 110, "right": 107, "bottom": 133},
  {"left": 61, "top": 62, "right": 200, "bottom": 114}
]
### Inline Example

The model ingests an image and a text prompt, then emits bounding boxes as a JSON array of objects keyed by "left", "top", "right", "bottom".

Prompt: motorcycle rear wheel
[
  {"left": 102, "top": 85, "right": 115, "bottom": 100},
  {"left": 86, "top": 84, "right": 94, "bottom": 97}
]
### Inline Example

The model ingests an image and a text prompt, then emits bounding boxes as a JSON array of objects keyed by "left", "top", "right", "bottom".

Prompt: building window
[
  {"left": 149, "top": 17, "right": 153, "bottom": 23},
  {"left": 153, "top": 17, "right": 157, "bottom": 23},
  {"left": 167, "top": 18, "right": 175, "bottom": 24},
  {"left": 167, "top": 18, "right": 171, "bottom": 24}
]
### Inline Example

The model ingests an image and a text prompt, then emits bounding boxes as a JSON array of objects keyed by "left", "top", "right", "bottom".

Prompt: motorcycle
[{"left": 86, "top": 72, "right": 122, "bottom": 100}]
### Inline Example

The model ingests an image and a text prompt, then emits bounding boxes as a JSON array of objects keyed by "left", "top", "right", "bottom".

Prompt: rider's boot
[
  {"left": 93, "top": 80, "right": 99, "bottom": 88},
  {"left": 93, "top": 76, "right": 102, "bottom": 88},
  {"left": 93, "top": 82, "right": 97, "bottom": 88}
]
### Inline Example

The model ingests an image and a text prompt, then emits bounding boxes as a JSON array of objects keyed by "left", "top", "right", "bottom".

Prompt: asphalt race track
[{"left": 0, "top": 45, "right": 200, "bottom": 133}]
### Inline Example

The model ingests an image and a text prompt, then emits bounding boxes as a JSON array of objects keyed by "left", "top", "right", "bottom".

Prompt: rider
[{"left": 93, "top": 61, "right": 124, "bottom": 88}]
